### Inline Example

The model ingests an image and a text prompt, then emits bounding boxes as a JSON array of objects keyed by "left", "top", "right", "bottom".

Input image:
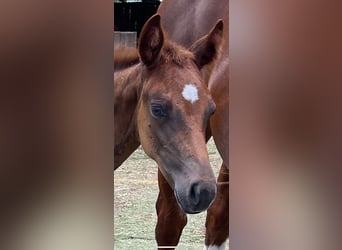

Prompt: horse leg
[
  {"left": 155, "top": 169, "right": 187, "bottom": 249},
  {"left": 204, "top": 163, "right": 229, "bottom": 249}
]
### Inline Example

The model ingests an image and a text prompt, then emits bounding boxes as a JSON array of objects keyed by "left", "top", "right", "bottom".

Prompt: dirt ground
[{"left": 114, "top": 139, "right": 227, "bottom": 249}]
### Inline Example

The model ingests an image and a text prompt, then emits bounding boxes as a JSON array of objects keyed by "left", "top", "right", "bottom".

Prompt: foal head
[{"left": 136, "top": 15, "right": 223, "bottom": 214}]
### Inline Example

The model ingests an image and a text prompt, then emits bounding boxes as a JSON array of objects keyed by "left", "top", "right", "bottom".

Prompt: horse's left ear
[
  {"left": 138, "top": 14, "right": 164, "bottom": 67},
  {"left": 189, "top": 20, "right": 224, "bottom": 69}
]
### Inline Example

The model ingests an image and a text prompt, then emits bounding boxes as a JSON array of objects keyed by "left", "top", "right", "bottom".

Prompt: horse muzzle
[{"left": 174, "top": 180, "right": 217, "bottom": 214}]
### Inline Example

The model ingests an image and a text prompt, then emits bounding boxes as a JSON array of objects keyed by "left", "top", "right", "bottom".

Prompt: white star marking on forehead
[{"left": 182, "top": 84, "right": 199, "bottom": 103}]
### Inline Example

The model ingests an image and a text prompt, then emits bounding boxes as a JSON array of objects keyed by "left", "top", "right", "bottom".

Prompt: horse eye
[
  {"left": 209, "top": 100, "right": 216, "bottom": 115},
  {"left": 150, "top": 103, "right": 167, "bottom": 118}
]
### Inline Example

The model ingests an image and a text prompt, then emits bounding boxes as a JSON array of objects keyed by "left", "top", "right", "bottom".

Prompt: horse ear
[
  {"left": 189, "top": 20, "right": 224, "bottom": 69},
  {"left": 138, "top": 14, "right": 164, "bottom": 67}
]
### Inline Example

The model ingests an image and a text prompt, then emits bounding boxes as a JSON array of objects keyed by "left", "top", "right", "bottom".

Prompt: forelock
[{"left": 160, "top": 41, "right": 195, "bottom": 67}]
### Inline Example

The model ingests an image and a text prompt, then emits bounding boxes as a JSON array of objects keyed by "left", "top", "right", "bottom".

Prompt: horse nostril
[
  {"left": 189, "top": 182, "right": 201, "bottom": 207},
  {"left": 188, "top": 181, "right": 217, "bottom": 212}
]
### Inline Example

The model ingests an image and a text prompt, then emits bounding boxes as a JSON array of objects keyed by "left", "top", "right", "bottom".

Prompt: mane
[{"left": 114, "top": 46, "right": 140, "bottom": 71}]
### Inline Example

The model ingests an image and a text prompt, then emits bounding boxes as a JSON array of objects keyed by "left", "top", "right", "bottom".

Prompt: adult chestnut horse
[
  {"left": 157, "top": 1, "right": 229, "bottom": 249},
  {"left": 114, "top": 15, "right": 224, "bottom": 217}
]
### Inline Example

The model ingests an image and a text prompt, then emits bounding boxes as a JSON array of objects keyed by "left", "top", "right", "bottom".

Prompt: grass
[{"left": 114, "top": 139, "right": 226, "bottom": 249}]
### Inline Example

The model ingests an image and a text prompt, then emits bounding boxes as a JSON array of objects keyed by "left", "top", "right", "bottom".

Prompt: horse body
[
  {"left": 157, "top": 1, "right": 229, "bottom": 248},
  {"left": 114, "top": 15, "right": 224, "bottom": 215},
  {"left": 114, "top": 55, "right": 140, "bottom": 169}
]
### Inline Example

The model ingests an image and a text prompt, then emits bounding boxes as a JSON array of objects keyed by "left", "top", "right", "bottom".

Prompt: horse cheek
[{"left": 137, "top": 106, "right": 156, "bottom": 160}]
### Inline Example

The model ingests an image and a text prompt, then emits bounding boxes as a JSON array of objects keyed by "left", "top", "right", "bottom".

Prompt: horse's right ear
[
  {"left": 189, "top": 20, "right": 224, "bottom": 69},
  {"left": 138, "top": 14, "right": 164, "bottom": 67}
]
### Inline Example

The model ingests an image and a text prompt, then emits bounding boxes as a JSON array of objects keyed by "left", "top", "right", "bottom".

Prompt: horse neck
[
  {"left": 114, "top": 47, "right": 139, "bottom": 72},
  {"left": 114, "top": 64, "right": 142, "bottom": 169}
]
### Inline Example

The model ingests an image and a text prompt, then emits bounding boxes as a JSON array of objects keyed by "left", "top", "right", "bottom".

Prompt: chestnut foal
[
  {"left": 157, "top": 1, "right": 229, "bottom": 249},
  {"left": 114, "top": 14, "right": 223, "bottom": 248}
]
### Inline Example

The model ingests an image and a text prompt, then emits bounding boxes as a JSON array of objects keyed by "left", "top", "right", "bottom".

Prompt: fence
[
  {"left": 114, "top": 31, "right": 137, "bottom": 48},
  {"left": 114, "top": 2, "right": 160, "bottom": 38}
]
